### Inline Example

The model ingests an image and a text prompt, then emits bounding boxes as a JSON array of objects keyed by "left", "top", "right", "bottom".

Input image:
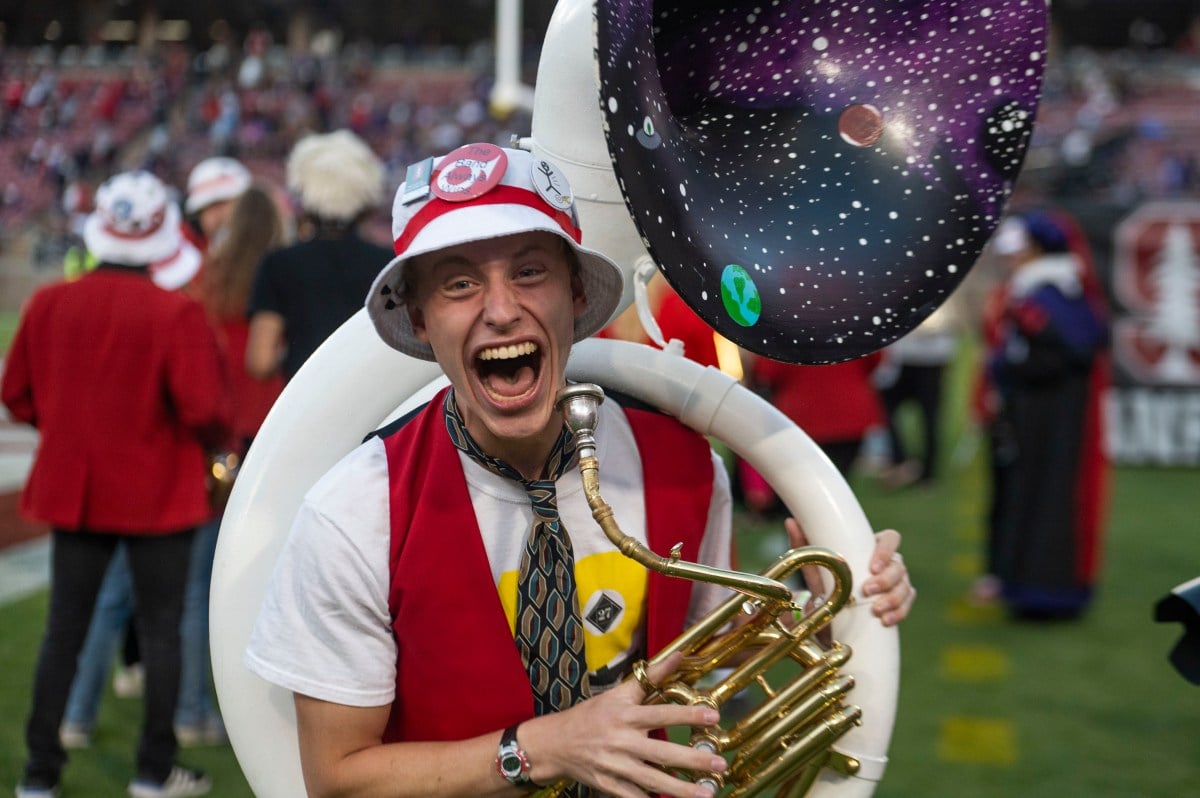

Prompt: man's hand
[
  {"left": 785, "top": 519, "right": 916, "bottom": 627},
  {"left": 520, "top": 652, "right": 727, "bottom": 798}
]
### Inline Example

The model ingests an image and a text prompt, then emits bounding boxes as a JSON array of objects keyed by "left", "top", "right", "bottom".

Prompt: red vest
[{"left": 381, "top": 388, "right": 714, "bottom": 742}]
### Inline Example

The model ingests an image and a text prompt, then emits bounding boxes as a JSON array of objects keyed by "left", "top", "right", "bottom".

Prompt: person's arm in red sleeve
[
  {"left": 1, "top": 310, "right": 36, "bottom": 427},
  {"left": 166, "top": 299, "right": 234, "bottom": 451}
]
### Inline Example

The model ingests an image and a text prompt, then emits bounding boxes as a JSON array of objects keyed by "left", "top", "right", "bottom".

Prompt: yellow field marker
[
  {"left": 937, "top": 716, "right": 1017, "bottom": 764},
  {"left": 940, "top": 645, "right": 1009, "bottom": 681},
  {"left": 950, "top": 552, "right": 982, "bottom": 578}
]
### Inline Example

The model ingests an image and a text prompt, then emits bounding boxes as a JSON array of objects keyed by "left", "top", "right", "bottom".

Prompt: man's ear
[
  {"left": 408, "top": 305, "right": 429, "bottom": 344},
  {"left": 572, "top": 274, "right": 588, "bottom": 320}
]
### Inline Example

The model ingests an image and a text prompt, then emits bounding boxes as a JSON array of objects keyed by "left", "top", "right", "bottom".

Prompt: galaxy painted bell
[{"left": 597, "top": 0, "right": 1048, "bottom": 363}]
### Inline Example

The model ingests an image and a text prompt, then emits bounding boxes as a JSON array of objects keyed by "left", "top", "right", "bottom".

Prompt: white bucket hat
[
  {"left": 185, "top": 157, "right": 251, "bottom": 215},
  {"left": 367, "top": 143, "right": 624, "bottom": 361},
  {"left": 83, "top": 171, "right": 183, "bottom": 267},
  {"left": 149, "top": 238, "right": 202, "bottom": 290}
]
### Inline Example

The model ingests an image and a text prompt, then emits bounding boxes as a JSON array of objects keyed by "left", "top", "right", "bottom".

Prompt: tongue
[{"left": 483, "top": 365, "right": 536, "bottom": 399}]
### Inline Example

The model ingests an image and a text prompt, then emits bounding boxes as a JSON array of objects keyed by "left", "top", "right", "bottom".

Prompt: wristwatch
[{"left": 496, "top": 724, "right": 534, "bottom": 787}]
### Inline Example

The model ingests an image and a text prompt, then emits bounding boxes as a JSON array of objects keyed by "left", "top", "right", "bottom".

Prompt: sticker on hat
[
  {"left": 401, "top": 157, "right": 434, "bottom": 205},
  {"left": 530, "top": 157, "right": 573, "bottom": 211},
  {"left": 431, "top": 143, "right": 508, "bottom": 202}
]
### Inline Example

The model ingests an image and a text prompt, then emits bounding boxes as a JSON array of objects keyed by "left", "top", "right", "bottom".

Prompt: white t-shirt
[{"left": 246, "top": 399, "right": 733, "bottom": 707}]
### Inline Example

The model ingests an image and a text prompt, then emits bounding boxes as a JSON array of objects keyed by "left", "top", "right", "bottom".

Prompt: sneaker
[
  {"left": 174, "top": 716, "right": 228, "bottom": 748},
  {"left": 968, "top": 575, "right": 1004, "bottom": 607},
  {"left": 127, "top": 767, "right": 211, "bottom": 798},
  {"left": 59, "top": 722, "right": 92, "bottom": 750},
  {"left": 113, "top": 664, "right": 145, "bottom": 699},
  {"left": 882, "top": 460, "right": 922, "bottom": 489},
  {"left": 15, "top": 783, "right": 60, "bottom": 798}
]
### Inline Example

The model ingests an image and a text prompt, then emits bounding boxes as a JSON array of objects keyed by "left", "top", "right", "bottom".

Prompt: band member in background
[
  {"left": 245, "top": 144, "right": 915, "bottom": 797},
  {"left": 183, "top": 156, "right": 252, "bottom": 252},
  {"left": 5, "top": 171, "right": 231, "bottom": 798},
  {"left": 244, "top": 129, "right": 392, "bottom": 382},
  {"left": 974, "top": 211, "right": 1110, "bottom": 619}
]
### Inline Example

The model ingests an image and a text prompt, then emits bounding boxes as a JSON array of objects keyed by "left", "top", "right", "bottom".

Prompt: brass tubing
[
  {"left": 721, "top": 648, "right": 853, "bottom": 749},
  {"left": 707, "top": 617, "right": 800, "bottom": 706},
  {"left": 577, "top": 455, "right": 793, "bottom": 603},
  {"left": 731, "top": 675, "right": 856, "bottom": 776},
  {"left": 725, "top": 706, "right": 863, "bottom": 798},
  {"left": 776, "top": 764, "right": 822, "bottom": 798},
  {"left": 559, "top": 385, "right": 792, "bottom": 605}
]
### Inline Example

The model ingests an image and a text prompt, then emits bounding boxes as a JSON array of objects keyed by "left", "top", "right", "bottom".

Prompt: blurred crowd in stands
[
  {"left": 0, "top": 33, "right": 527, "bottom": 271},
  {"left": 3, "top": 20, "right": 1200, "bottom": 276}
]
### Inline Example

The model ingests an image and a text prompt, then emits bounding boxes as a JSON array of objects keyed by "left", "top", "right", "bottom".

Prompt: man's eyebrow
[
  {"left": 510, "top": 242, "right": 556, "bottom": 260},
  {"left": 424, "top": 253, "right": 472, "bottom": 272}
]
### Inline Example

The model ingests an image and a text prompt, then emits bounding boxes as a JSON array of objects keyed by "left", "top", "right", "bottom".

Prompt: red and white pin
[{"left": 431, "top": 143, "right": 509, "bottom": 202}]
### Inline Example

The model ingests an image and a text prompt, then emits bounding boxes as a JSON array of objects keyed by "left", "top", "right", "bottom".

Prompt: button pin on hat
[
  {"left": 431, "top": 143, "right": 509, "bottom": 202},
  {"left": 531, "top": 158, "right": 573, "bottom": 211}
]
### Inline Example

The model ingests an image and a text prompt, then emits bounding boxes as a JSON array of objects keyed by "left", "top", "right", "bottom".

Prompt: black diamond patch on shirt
[{"left": 584, "top": 591, "right": 624, "bottom": 634}]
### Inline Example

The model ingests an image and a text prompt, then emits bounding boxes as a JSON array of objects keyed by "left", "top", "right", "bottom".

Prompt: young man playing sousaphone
[{"left": 246, "top": 142, "right": 915, "bottom": 797}]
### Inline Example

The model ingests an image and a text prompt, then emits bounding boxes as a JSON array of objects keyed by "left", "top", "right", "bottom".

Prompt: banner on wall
[{"left": 1103, "top": 201, "right": 1200, "bottom": 466}]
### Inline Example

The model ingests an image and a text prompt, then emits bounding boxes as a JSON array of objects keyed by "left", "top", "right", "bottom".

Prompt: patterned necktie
[{"left": 443, "top": 391, "right": 592, "bottom": 715}]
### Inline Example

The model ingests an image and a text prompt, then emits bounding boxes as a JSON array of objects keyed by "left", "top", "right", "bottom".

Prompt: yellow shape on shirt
[{"left": 497, "top": 550, "right": 648, "bottom": 674}]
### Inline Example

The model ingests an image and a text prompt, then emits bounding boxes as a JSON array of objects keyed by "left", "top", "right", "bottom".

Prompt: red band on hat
[
  {"left": 101, "top": 208, "right": 167, "bottom": 241},
  {"left": 189, "top": 174, "right": 244, "bottom": 200},
  {"left": 393, "top": 185, "right": 581, "bottom": 257}
]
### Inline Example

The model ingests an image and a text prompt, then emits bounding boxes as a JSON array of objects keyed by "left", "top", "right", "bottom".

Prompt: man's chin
[{"left": 466, "top": 387, "right": 550, "bottom": 435}]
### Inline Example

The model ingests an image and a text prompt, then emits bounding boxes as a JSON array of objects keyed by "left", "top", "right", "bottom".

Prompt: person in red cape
[
  {"left": 244, "top": 144, "right": 915, "bottom": 797},
  {"left": 972, "top": 210, "right": 1111, "bottom": 619}
]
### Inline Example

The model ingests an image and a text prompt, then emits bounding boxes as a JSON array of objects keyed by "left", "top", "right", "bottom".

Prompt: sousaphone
[{"left": 210, "top": 1, "right": 1046, "bottom": 795}]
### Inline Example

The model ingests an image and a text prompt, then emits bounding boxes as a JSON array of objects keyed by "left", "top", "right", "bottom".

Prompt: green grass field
[{"left": 1, "top": 341, "right": 1197, "bottom": 796}]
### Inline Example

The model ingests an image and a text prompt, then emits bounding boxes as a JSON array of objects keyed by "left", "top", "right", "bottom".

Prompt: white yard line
[{"left": 0, "top": 535, "right": 48, "bottom": 606}]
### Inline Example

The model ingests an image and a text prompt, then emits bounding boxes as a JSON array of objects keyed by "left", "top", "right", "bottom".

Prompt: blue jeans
[
  {"left": 175, "top": 518, "right": 220, "bottom": 728},
  {"left": 63, "top": 546, "right": 134, "bottom": 728}
]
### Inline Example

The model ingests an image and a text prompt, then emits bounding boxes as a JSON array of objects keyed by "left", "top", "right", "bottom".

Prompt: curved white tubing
[{"left": 210, "top": 312, "right": 898, "bottom": 798}]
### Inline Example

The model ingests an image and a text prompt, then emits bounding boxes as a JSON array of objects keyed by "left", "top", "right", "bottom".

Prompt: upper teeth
[{"left": 478, "top": 342, "right": 538, "bottom": 361}]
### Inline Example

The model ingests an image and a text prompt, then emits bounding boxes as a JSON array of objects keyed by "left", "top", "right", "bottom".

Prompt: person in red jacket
[
  {"left": 739, "top": 353, "right": 885, "bottom": 516},
  {"left": 749, "top": 353, "right": 886, "bottom": 477},
  {"left": 3, "top": 170, "right": 232, "bottom": 798},
  {"left": 655, "top": 286, "right": 722, "bottom": 369},
  {"left": 244, "top": 143, "right": 914, "bottom": 797}
]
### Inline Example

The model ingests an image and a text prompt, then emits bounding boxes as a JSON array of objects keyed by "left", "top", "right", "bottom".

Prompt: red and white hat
[
  {"left": 83, "top": 171, "right": 183, "bottom": 267},
  {"left": 149, "top": 237, "right": 202, "bottom": 290},
  {"left": 367, "top": 143, "right": 624, "bottom": 361},
  {"left": 185, "top": 157, "right": 251, "bottom": 215}
]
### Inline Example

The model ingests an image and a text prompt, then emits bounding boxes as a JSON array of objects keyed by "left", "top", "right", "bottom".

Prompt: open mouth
[{"left": 475, "top": 341, "right": 542, "bottom": 401}]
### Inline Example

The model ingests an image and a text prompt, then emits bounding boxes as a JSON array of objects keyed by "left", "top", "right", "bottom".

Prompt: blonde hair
[
  {"left": 198, "top": 184, "right": 285, "bottom": 319},
  {"left": 286, "top": 130, "right": 385, "bottom": 223}
]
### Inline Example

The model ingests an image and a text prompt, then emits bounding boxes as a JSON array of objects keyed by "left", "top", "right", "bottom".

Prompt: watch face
[{"left": 500, "top": 752, "right": 523, "bottom": 777}]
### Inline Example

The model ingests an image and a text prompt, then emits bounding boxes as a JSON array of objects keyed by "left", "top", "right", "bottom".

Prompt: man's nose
[{"left": 481, "top": 280, "right": 522, "bottom": 328}]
